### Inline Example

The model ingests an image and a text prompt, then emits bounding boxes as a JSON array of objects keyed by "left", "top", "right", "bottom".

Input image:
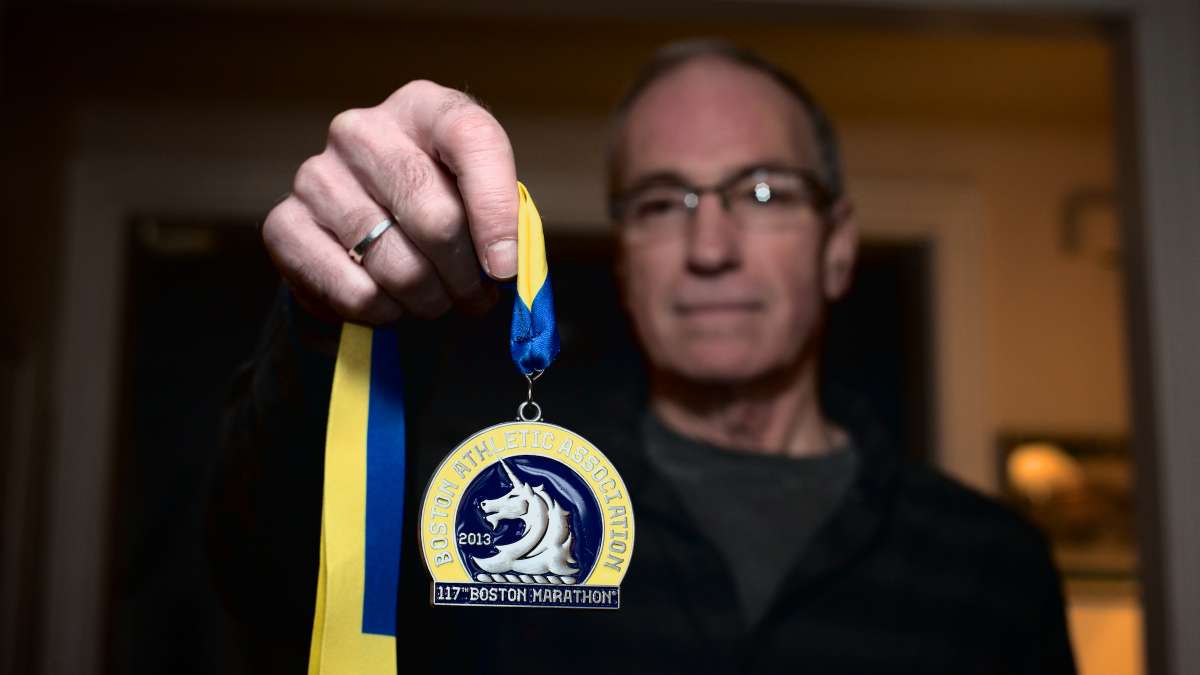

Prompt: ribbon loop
[{"left": 510, "top": 182, "right": 560, "bottom": 375}]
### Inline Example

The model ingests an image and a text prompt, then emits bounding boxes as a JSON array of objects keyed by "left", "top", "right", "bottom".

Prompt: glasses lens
[
  {"left": 621, "top": 186, "right": 691, "bottom": 237},
  {"left": 728, "top": 170, "right": 816, "bottom": 227}
]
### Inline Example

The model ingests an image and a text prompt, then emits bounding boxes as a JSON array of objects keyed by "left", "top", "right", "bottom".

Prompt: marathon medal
[
  {"left": 418, "top": 183, "right": 635, "bottom": 609},
  {"left": 419, "top": 418, "right": 634, "bottom": 609}
]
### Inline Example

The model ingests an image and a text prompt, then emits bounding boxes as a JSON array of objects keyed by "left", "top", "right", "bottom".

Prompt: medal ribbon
[
  {"left": 510, "top": 181, "right": 560, "bottom": 374},
  {"left": 308, "top": 323, "right": 404, "bottom": 675},
  {"left": 308, "top": 182, "right": 555, "bottom": 674}
]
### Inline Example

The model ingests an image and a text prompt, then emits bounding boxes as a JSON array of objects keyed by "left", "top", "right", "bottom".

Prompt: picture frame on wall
[{"left": 996, "top": 432, "right": 1136, "bottom": 585}]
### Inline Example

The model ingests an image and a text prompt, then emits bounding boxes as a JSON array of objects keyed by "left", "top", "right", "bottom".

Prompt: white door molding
[{"left": 851, "top": 174, "right": 991, "bottom": 493}]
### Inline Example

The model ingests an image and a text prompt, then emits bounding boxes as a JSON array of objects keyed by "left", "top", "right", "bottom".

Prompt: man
[{"left": 211, "top": 41, "right": 1076, "bottom": 674}]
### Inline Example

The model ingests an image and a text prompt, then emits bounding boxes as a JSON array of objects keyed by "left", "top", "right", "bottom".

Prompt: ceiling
[{"left": 2, "top": 3, "right": 1116, "bottom": 129}]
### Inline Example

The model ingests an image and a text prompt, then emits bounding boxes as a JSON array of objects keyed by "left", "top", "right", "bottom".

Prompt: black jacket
[{"left": 208, "top": 286, "right": 1077, "bottom": 675}]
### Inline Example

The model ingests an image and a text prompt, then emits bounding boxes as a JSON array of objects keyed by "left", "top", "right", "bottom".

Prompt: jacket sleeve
[{"left": 206, "top": 282, "right": 340, "bottom": 641}]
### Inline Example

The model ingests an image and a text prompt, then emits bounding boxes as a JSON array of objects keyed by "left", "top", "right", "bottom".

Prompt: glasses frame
[{"left": 608, "top": 164, "right": 835, "bottom": 230}]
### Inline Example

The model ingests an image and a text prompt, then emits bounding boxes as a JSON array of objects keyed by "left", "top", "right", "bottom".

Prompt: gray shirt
[{"left": 641, "top": 412, "right": 859, "bottom": 627}]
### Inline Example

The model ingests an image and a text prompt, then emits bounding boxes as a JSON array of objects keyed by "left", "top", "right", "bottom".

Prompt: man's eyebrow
[
  {"left": 619, "top": 170, "right": 690, "bottom": 194},
  {"left": 618, "top": 160, "right": 813, "bottom": 197}
]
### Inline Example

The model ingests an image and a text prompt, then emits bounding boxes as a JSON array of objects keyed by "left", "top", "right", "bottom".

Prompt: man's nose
[{"left": 685, "top": 193, "right": 741, "bottom": 274}]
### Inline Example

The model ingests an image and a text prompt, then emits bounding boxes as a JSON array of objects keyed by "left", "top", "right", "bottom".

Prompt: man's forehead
[{"left": 617, "top": 58, "right": 818, "bottom": 185}]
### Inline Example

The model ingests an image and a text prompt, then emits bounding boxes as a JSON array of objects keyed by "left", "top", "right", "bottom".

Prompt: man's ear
[{"left": 821, "top": 197, "right": 858, "bottom": 302}]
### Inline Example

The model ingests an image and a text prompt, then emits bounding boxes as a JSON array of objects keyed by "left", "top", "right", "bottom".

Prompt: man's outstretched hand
[{"left": 262, "top": 80, "right": 519, "bottom": 324}]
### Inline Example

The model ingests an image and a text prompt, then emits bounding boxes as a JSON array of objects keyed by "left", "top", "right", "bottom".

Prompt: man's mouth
[{"left": 673, "top": 299, "right": 765, "bottom": 315}]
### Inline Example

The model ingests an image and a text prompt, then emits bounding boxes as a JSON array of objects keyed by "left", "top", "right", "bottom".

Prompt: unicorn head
[{"left": 478, "top": 459, "right": 541, "bottom": 529}]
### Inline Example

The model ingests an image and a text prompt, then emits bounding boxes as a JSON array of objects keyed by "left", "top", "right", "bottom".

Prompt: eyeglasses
[{"left": 609, "top": 166, "right": 833, "bottom": 243}]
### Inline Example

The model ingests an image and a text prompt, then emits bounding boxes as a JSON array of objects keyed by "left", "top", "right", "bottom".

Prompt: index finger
[{"left": 391, "top": 82, "right": 519, "bottom": 280}]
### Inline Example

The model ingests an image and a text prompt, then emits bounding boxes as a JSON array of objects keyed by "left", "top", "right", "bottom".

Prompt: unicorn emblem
[{"left": 471, "top": 459, "right": 579, "bottom": 585}]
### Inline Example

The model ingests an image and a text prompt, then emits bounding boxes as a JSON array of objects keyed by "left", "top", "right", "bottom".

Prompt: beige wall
[{"left": 843, "top": 122, "right": 1127, "bottom": 447}]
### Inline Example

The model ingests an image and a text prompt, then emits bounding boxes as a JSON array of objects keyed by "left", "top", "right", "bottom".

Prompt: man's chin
[{"left": 666, "top": 346, "right": 772, "bottom": 385}]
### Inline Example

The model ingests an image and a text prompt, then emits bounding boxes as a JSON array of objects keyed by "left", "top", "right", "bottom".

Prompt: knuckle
[
  {"left": 336, "top": 277, "right": 383, "bottom": 321},
  {"left": 291, "top": 154, "right": 330, "bottom": 200},
  {"left": 379, "top": 151, "right": 434, "bottom": 208},
  {"left": 397, "top": 78, "right": 442, "bottom": 99},
  {"left": 327, "top": 107, "right": 374, "bottom": 148},
  {"left": 328, "top": 272, "right": 400, "bottom": 325},
  {"left": 260, "top": 209, "right": 283, "bottom": 249},
  {"left": 410, "top": 196, "right": 463, "bottom": 248},
  {"left": 393, "top": 79, "right": 473, "bottom": 114},
  {"left": 260, "top": 199, "right": 299, "bottom": 252},
  {"left": 442, "top": 109, "right": 503, "bottom": 153},
  {"left": 436, "top": 88, "right": 479, "bottom": 117}
]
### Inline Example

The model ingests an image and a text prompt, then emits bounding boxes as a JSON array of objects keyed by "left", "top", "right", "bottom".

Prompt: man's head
[{"left": 608, "top": 40, "right": 858, "bottom": 387}]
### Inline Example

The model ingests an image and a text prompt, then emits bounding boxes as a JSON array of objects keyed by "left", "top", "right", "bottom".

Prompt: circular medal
[{"left": 419, "top": 420, "right": 635, "bottom": 609}]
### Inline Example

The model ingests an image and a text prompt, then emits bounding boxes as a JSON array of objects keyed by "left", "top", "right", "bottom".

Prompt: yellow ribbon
[{"left": 308, "top": 323, "right": 397, "bottom": 675}]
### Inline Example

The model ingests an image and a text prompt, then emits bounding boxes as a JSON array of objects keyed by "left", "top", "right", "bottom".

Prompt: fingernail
[{"left": 485, "top": 239, "right": 517, "bottom": 279}]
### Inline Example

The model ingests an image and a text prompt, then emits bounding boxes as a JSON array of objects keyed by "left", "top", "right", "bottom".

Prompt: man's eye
[
  {"left": 634, "top": 199, "right": 682, "bottom": 220},
  {"left": 740, "top": 182, "right": 802, "bottom": 206}
]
